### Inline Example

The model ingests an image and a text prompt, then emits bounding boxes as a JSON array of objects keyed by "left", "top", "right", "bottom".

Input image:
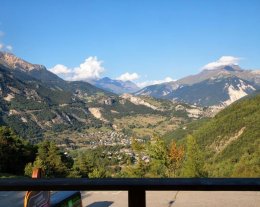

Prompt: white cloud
[
  {"left": 202, "top": 56, "right": 240, "bottom": 70},
  {"left": 49, "top": 56, "right": 105, "bottom": 81},
  {"left": 137, "top": 77, "right": 174, "bottom": 88},
  {"left": 0, "top": 31, "right": 13, "bottom": 51},
  {"left": 71, "top": 56, "right": 105, "bottom": 81},
  {"left": 0, "top": 44, "right": 13, "bottom": 51},
  {"left": 116, "top": 72, "right": 140, "bottom": 82},
  {"left": 49, "top": 57, "right": 174, "bottom": 88},
  {"left": 49, "top": 64, "right": 71, "bottom": 75},
  {"left": 6, "top": 45, "right": 13, "bottom": 51}
]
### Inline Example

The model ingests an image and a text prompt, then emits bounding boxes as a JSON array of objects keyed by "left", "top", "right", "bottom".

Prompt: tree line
[{"left": 0, "top": 126, "right": 206, "bottom": 178}]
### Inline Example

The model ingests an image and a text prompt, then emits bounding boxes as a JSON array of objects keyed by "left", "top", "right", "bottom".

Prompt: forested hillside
[
  {"left": 194, "top": 93, "right": 260, "bottom": 177},
  {"left": 164, "top": 92, "right": 260, "bottom": 177},
  {"left": 1, "top": 93, "right": 259, "bottom": 178}
]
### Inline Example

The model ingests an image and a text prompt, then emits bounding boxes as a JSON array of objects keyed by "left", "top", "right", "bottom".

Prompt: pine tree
[
  {"left": 25, "top": 141, "right": 68, "bottom": 177},
  {"left": 182, "top": 135, "right": 205, "bottom": 177},
  {"left": 0, "top": 126, "right": 36, "bottom": 175},
  {"left": 148, "top": 137, "right": 168, "bottom": 177},
  {"left": 123, "top": 158, "right": 148, "bottom": 178}
]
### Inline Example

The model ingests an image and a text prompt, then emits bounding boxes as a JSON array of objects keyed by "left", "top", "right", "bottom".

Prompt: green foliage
[
  {"left": 70, "top": 148, "right": 112, "bottom": 178},
  {"left": 147, "top": 137, "right": 169, "bottom": 177},
  {"left": 162, "top": 118, "right": 209, "bottom": 145},
  {"left": 88, "top": 167, "right": 108, "bottom": 178},
  {"left": 192, "top": 94, "right": 260, "bottom": 177},
  {"left": 182, "top": 135, "right": 206, "bottom": 177},
  {"left": 25, "top": 141, "right": 68, "bottom": 177},
  {"left": 148, "top": 138, "right": 168, "bottom": 165},
  {"left": 123, "top": 158, "right": 149, "bottom": 178},
  {"left": 71, "top": 153, "right": 94, "bottom": 177},
  {"left": 131, "top": 137, "right": 144, "bottom": 152},
  {"left": 232, "top": 149, "right": 260, "bottom": 177},
  {"left": 24, "top": 163, "right": 33, "bottom": 177},
  {"left": 0, "top": 126, "right": 36, "bottom": 175},
  {"left": 10, "top": 95, "right": 48, "bottom": 110},
  {"left": 33, "top": 110, "right": 57, "bottom": 121},
  {"left": 3, "top": 115, "right": 43, "bottom": 139}
]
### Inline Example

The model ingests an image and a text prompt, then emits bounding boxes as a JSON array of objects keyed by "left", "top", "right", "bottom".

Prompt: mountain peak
[
  {"left": 92, "top": 77, "right": 140, "bottom": 94},
  {"left": 101, "top": 77, "right": 111, "bottom": 81},
  {"left": 203, "top": 64, "right": 242, "bottom": 72},
  {"left": 0, "top": 51, "right": 45, "bottom": 72},
  {"left": 220, "top": 64, "right": 242, "bottom": 71}
]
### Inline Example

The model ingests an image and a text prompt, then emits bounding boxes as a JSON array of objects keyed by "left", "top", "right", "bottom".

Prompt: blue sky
[{"left": 0, "top": 0, "right": 260, "bottom": 87}]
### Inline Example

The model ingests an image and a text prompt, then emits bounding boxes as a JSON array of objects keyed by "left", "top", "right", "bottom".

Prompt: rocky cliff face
[{"left": 0, "top": 52, "right": 45, "bottom": 71}]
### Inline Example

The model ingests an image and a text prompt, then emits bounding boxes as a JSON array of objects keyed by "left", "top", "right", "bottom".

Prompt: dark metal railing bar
[{"left": 0, "top": 178, "right": 259, "bottom": 191}]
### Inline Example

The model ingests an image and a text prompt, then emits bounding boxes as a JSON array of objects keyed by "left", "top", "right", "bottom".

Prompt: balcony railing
[{"left": 1, "top": 178, "right": 260, "bottom": 207}]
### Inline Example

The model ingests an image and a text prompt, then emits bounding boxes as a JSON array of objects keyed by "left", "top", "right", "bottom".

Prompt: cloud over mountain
[
  {"left": 49, "top": 56, "right": 175, "bottom": 88},
  {"left": 49, "top": 64, "right": 71, "bottom": 75},
  {"left": 71, "top": 56, "right": 105, "bottom": 81},
  {"left": 137, "top": 76, "right": 174, "bottom": 88},
  {"left": 116, "top": 72, "right": 140, "bottom": 81},
  {"left": 202, "top": 56, "right": 240, "bottom": 70},
  {"left": 49, "top": 56, "right": 105, "bottom": 81}
]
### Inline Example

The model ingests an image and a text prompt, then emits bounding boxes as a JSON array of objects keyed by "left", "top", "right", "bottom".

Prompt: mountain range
[
  {"left": 135, "top": 65, "right": 260, "bottom": 107},
  {"left": 89, "top": 77, "right": 140, "bottom": 94},
  {"left": 1, "top": 51, "right": 259, "bottom": 177},
  {"left": 0, "top": 52, "right": 207, "bottom": 142}
]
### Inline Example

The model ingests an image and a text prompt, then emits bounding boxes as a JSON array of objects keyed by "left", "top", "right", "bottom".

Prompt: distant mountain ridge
[
  {"left": 89, "top": 77, "right": 140, "bottom": 94},
  {"left": 135, "top": 65, "right": 260, "bottom": 107},
  {"left": 0, "top": 52, "right": 207, "bottom": 143}
]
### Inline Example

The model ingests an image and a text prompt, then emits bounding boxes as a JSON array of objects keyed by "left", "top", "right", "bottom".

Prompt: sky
[{"left": 1, "top": 0, "right": 260, "bottom": 87}]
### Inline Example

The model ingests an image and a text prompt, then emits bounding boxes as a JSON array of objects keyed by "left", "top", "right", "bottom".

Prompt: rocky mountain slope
[
  {"left": 135, "top": 65, "right": 260, "bottom": 107},
  {"left": 0, "top": 52, "right": 209, "bottom": 144}
]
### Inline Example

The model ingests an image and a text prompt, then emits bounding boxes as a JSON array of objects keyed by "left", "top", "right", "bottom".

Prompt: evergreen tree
[
  {"left": 148, "top": 137, "right": 168, "bottom": 177},
  {"left": 25, "top": 141, "right": 68, "bottom": 177},
  {"left": 71, "top": 153, "right": 94, "bottom": 178},
  {"left": 123, "top": 158, "right": 148, "bottom": 178},
  {"left": 0, "top": 126, "right": 36, "bottom": 175},
  {"left": 182, "top": 135, "right": 205, "bottom": 177}
]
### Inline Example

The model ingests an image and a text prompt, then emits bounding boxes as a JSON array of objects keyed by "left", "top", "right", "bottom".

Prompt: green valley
[{"left": 0, "top": 52, "right": 259, "bottom": 178}]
